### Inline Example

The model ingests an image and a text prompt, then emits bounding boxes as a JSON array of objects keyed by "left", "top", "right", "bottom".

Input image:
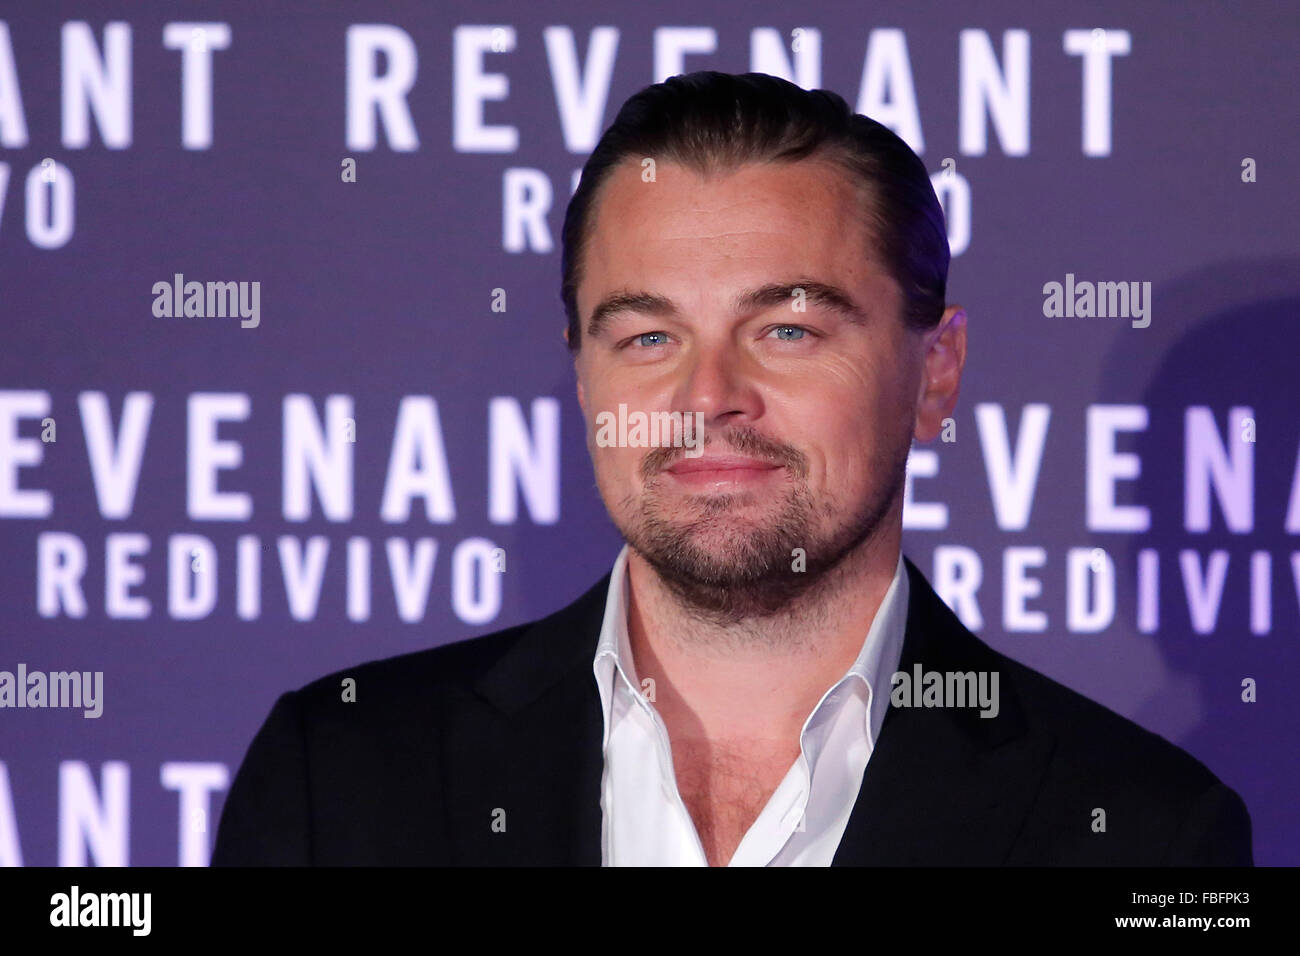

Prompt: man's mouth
[{"left": 664, "top": 454, "right": 783, "bottom": 487}]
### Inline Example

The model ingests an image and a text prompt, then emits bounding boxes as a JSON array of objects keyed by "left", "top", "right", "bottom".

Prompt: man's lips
[{"left": 665, "top": 455, "right": 782, "bottom": 477}]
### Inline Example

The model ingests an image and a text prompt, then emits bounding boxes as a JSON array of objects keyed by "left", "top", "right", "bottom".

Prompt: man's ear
[{"left": 914, "top": 305, "right": 967, "bottom": 442}]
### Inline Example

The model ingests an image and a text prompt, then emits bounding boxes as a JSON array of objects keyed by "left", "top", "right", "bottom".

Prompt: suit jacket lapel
[
  {"left": 440, "top": 575, "right": 610, "bottom": 865},
  {"left": 832, "top": 558, "right": 1056, "bottom": 865}
]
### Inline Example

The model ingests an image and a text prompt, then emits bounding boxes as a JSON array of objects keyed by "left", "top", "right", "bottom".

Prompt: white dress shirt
[{"left": 592, "top": 544, "right": 909, "bottom": 866}]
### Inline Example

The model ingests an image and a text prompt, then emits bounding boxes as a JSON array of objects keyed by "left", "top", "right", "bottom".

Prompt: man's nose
[{"left": 674, "top": 340, "right": 763, "bottom": 427}]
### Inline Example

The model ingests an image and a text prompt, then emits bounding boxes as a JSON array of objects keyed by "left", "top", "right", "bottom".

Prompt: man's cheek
[
  {"left": 594, "top": 445, "right": 639, "bottom": 483},
  {"left": 812, "top": 353, "right": 882, "bottom": 394}
]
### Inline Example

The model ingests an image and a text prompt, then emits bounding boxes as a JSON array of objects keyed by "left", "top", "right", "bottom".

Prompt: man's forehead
[{"left": 579, "top": 157, "right": 892, "bottom": 315}]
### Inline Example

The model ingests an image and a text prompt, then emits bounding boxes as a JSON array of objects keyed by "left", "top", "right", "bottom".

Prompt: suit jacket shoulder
[
  {"left": 848, "top": 557, "right": 1253, "bottom": 865},
  {"left": 211, "top": 577, "right": 610, "bottom": 866}
]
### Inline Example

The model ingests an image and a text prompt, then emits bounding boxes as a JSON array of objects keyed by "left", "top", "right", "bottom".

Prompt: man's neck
[{"left": 623, "top": 530, "right": 901, "bottom": 745}]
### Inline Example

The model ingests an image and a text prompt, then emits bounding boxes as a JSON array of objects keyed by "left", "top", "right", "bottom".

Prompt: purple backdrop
[{"left": 1, "top": 0, "right": 1297, "bottom": 866}]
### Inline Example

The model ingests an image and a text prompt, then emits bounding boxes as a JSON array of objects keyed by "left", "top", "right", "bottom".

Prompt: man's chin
[
  {"left": 639, "top": 509, "right": 790, "bottom": 556},
  {"left": 652, "top": 543, "right": 774, "bottom": 584},
  {"left": 658, "top": 487, "right": 762, "bottom": 516},
  {"left": 624, "top": 520, "right": 818, "bottom": 618}
]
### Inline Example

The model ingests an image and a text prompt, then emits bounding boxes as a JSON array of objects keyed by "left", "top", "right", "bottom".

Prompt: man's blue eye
[
  {"left": 635, "top": 332, "right": 668, "bottom": 347},
  {"left": 772, "top": 326, "right": 806, "bottom": 341}
]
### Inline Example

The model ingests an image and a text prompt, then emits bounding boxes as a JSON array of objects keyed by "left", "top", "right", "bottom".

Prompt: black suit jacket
[{"left": 211, "top": 557, "right": 1252, "bottom": 865}]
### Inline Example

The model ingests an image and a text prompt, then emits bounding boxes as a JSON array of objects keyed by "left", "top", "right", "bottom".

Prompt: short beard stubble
[{"left": 615, "top": 425, "right": 909, "bottom": 627}]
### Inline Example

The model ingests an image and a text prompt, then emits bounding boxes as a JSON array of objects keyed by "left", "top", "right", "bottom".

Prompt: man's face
[{"left": 572, "top": 157, "right": 943, "bottom": 618}]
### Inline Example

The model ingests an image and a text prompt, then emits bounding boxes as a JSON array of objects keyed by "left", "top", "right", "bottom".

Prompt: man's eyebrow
[
  {"left": 586, "top": 291, "right": 678, "bottom": 340},
  {"left": 733, "top": 280, "right": 869, "bottom": 325},
  {"left": 585, "top": 279, "right": 867, "bottom": 340}
]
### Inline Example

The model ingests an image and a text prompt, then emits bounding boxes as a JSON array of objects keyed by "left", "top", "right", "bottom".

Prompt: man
[{"left": 212, "top": 72, "right": 1252, "bottom": 866}]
